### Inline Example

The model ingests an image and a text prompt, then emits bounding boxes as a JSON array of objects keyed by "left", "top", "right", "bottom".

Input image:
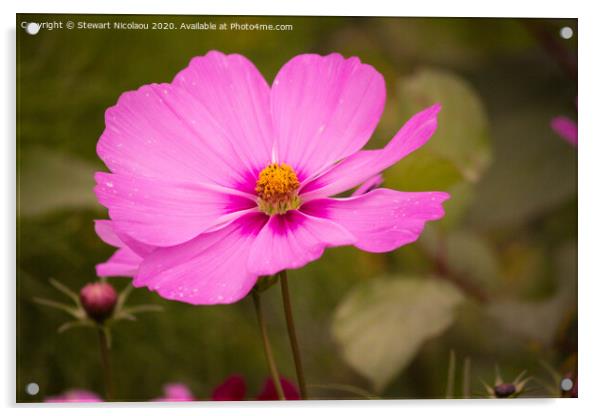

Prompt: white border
[
  {"left": 7, "top": 0, "right": 582, "bottom": 17},
  {"left": 3, "top": 0, "right": 601, "bottom": 415}
]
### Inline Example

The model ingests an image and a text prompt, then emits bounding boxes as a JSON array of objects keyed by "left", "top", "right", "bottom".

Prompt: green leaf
[
  {"left": 383, "top": 150, "right": 464, "bottom": 192},
  {"left": 33, "top": 297, "right": 83, "bottom": 320},
  {"left": 57, "top": 320, "right": 94, "bottom": 334},
  {"left": 18, "top": 147, "right": 102, "bottom": 217},
  {"left": 396, "top": 68, "right": 492, "bottom": 183},
  {"left": 49, "top": 278, "right": 81, "bottom": 305},
  {"left": 332, "top": 275, "right": 465, "bottom": 392}
]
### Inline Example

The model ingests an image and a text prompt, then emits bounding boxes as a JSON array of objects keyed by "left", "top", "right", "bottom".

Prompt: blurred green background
[{"left": 17, "top": 14, "right": 577, "bottom": 401}]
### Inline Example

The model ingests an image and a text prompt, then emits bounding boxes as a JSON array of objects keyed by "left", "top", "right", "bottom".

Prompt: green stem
[
  {"left": 279, "top": 270, "right": 308, "bottom": 399},
  {"left": 445, "top": 349, "right": 456, "bottom": 399},
  {"left": 463, "top": 357, "right": 472, "bottom": 399},
  {"left": 252, "top": 290, "right": 285, "bottom": 400},
  {"left": 97, "top": 327, "right": 114, "bottom": 401}
]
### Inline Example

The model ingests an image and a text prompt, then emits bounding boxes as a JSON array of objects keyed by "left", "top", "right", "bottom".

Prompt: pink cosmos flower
[
  {"left": 45, "top": 389, "right": 102, "bottom": 403},
  {"left": 211, "top": 374, "right": 299, "bottom": 401},
  {"left": 153, "top": 383, "right": 196, "bottom": 402},
  {"left": 94, "top": 51, "right": 449, "bottom": 304}
]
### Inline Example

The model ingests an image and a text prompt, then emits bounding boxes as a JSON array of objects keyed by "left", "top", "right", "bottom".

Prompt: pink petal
[
  {"left": 212, "top": 375, "right": 247, "bottom": 401},
  {"left": 96, "top": 247, "right": 141, "bottom": 278},
  {"left": 134, "top": 213, "right": 268, "bottom": 305},
  {"left": 301, "top": 104, "right": 441, "bottom": 199},
  {"left": 94, "top": 219, "right": 143, "bottom": 277},
  {"left": 95, "top": 172, "right": 256, "bottom": 247},
  {"left": 256, "top": 377, "right": 300, "bottom": 400},
  {"left": 271, "top": 53, "right": 385, "bottom": 180},
  {"left": 551, "top": 116, "right": 578, "bottom": 146},
  {"left": 95, "top": 218, "right": 154, "bottom": 255},
  {"left": 247, "top": 210, "right": 356, "bottom": 276},
  {"left": 173, "top": 51, "right": 275, "bottom": 185},
  {"left": 94, "top": 219, "right": 122, "bottom": 247},
  {"left": 352, "top": 173, "right": 384, "bottom": 196},
  {"left": 302, "top": 189, "right": 449, "bottom": 253},
  {"left": 98, "top": 51, "right": 273, "bottom": 193}
]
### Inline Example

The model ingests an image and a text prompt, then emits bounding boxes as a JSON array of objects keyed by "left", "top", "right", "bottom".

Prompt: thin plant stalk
[
  {"left": 252, "top": 290, "right": 285, "bottom": 400},
  {"left": 279, "top": 270, "right": 308, "bottom": 399},
  {"left": 97, "top": 327, "right": 114, "bottom": 401},
  {"left": 445, "top": 349, "right": 456, "bottom": 399},
  {"left": 463, "top": 357, "right": 472, "bottom": 399}
]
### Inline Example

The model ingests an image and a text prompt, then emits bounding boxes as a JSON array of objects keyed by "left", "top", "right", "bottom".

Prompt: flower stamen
[{"left": 255, "top": 163, "right": 300, "bottom": 215}]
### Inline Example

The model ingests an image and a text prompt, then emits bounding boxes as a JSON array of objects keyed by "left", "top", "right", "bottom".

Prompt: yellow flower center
[{"left": 255, "top": 163, "right": 301, "bottom": 215}]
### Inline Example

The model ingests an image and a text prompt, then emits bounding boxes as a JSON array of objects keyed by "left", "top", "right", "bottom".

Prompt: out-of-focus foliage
[
  {"left": 332, "top": 276, "right": 464, "bottom": 391},
  {"left": 19, "top": 148, "right": 101, "bottom": 217},
  {"left": 17, "top": 14, "right": 577, "bottom": 402},
  {"left": 467, "top": 106, "right": 577, "bottom": 229},
  {"left": 486, "top": 242, "right": 577, "bottom": 346},
  {"left": 421, "top": 227, "right": 502, "bottom": 293}
]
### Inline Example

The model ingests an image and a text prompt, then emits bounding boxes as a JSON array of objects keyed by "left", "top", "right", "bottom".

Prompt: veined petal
[
  {"left": 271, "top": 53, "right": 385, "bottom": 180},
  {"left": 134, "top": 213, "right": 268, "bottom": 305},
  {"left": 302, "top": 188, "right": 449, "bottom": 253},
  {"left": 300, "top": 103, "right": 441, "bottom": 199},
  {"left": 173, "top": 51, "right": 275, "bottom": 186},
  {"left": 247, "top": 210, "right": 356, "bottom": 276},
  {"left": 97, "top": 51, "right": 272, "bottom": 193},
  {"left": 95, "top": 172, "right": 256, "bottom": 247}
]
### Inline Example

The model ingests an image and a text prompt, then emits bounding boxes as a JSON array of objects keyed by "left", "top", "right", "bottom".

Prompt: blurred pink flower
[
  {"left": 255, "top": 377, "right": 300, "bottom": 400},
  {"left": 153, "top": 383, "right": 196, "bottom": 402},
  {"left": 551, "top": 98, "right": 578, "bottom": 147},
  {"left": 551, "top": 116, "right": 578, "bottom": 147},
  {"left": 211, "top": 374, "right": 299, "bottom": 401},
  {"left": 94, "top": 51, "right": 449, "bottom": 304},
  {"left": 211, "top": 374, "right": 246, "bottom": 401},
  {"left": 45, "top": 389, "right": 102, "bottom": 403}
]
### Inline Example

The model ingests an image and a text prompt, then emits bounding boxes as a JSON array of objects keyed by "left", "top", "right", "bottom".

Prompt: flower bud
[
  {"left": 494, "top": 383, "right": 516, "bottom": 398},
  {"left": 79, "top": 282, "right": 117, "bottom": 323}
]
